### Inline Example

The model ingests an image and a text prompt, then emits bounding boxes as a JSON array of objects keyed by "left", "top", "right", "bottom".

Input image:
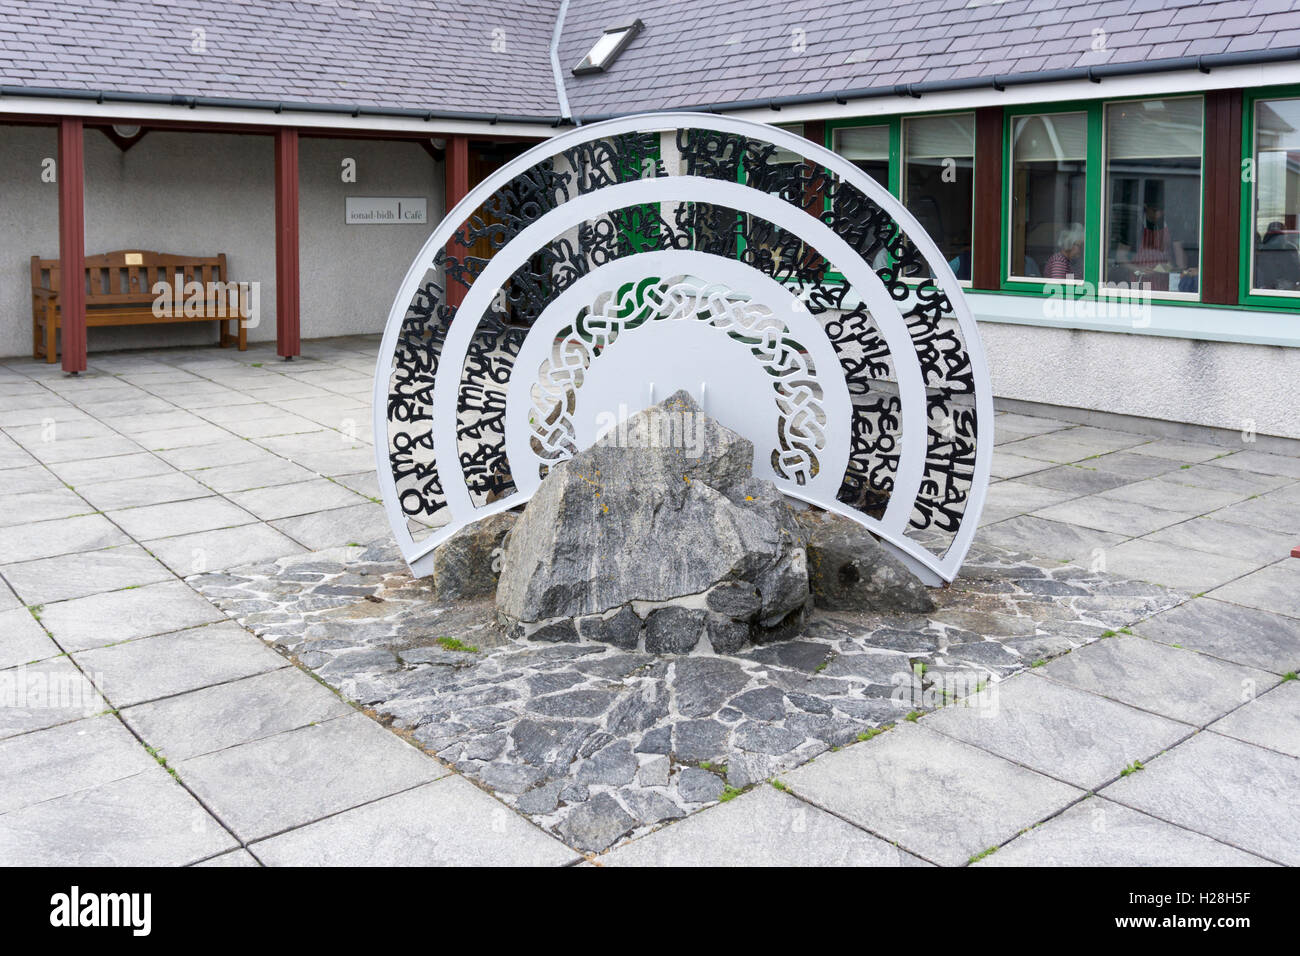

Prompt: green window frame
[
  {"left": 824, "top": 117, "right": 901, "bottom": 197},
  {"left": 1239, "top": 85, "right": 1300, "bottom": 311},
  {"left": 1001, "top": 101, "right": 1102, "bottom": 293},
  {"left": 997, "top": 95, "right": 1209, "bottom": 303}
]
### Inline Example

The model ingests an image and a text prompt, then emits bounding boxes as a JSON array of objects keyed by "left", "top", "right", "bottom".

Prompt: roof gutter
[
  {"left": 573, "top": 46, "right": 1300, "bottom": 122},
  {"left": 549, "top": 0, "right": 575, "bottom": 124},
  {"left": 0, "top": 84, "right": 563, "bottom": 127}
]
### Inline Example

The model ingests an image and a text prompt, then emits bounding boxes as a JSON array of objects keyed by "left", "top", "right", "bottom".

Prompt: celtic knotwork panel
[
  {"left": 529, "top": 275, "right": 827, "bottom": 486},
  {"left": 453, "top": 201, "right": 896, "bottom": 521},
  {"left": 375, "top": 113, "right": 992, "bottom": 584}
]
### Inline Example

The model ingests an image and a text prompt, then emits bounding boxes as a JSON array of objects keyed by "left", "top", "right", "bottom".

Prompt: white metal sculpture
[{"left": 372, "top": 113, "right": 993, "bottom": 585}]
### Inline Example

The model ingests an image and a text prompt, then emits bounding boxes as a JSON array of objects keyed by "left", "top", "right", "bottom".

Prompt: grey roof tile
[{"left": 0, "top": 0, "right": 1291, "bottom": 122}]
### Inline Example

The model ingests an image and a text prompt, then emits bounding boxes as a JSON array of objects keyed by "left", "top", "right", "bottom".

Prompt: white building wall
[
  {"left": 298, "top": 136, "right": 442, "bottom": 339},
  {"left": 0, "top": 124, "right": 59, "bottom": 359},
  {"left": 0, "top": 125, "right": 442, "bottom": 358},
  {"left": 979, "top": 321, "right": 1300, "bottom": 441}
]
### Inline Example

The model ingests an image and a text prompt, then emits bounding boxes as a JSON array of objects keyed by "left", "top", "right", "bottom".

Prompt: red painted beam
[
  {"left": 274, "top": 128, "right": 301, "bottom": 359},
  {"left": 445, "top": 134, "right": 470, "bottom": 308},
  {"left": 57, "top": 118, "right": 87, "bottom": 374},
  {"left": 1291, "top": 545, "right": 1300, "bottom": 559}
]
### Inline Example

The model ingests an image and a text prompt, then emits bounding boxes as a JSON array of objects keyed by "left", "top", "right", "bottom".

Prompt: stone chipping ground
[{"left": 193, "top": 535, "right": 1184, "bottom": 853}]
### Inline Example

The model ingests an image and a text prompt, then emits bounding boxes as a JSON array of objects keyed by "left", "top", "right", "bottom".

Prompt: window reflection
[
  {"left": 1009, "top": 112, "right": 1088, "bottom": 280},
  {"left": 1103, "top": 97, "right": 1203, "bottom": 296},
  {"left": 903, "top": 113, "right": 975, "bottom": 281},
  {"left": 832, "top": 125, "right": 891, "bottom": 190},
  {"left": 1252, "top": 97, "right": 1300, "bottom": 294}
]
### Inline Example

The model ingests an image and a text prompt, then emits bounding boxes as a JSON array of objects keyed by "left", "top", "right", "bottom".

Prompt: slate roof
[
  {"left": 0, "top": 0, "right": 563, "bottom": 119},
  {"left": 560, "top": 0, "right": 1300, "bottom": 117},
  {"left": 0, "top": 0, "right": 1296, "bottom": 123}
]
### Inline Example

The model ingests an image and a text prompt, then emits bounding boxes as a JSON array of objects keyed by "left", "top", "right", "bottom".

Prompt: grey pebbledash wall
[{"left": 0, "top": 124, "right": 441, "bottom": 359}]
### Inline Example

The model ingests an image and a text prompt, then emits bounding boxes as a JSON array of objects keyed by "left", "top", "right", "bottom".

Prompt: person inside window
[
  {"left": 1130, "top": 199, "right": 1186, "bottom": 272},
  {"left": 1256, "top": 221, "right": 1300, "bottom": 291},
  {"left": 1044, "top": 224, "right": 1084, "bottom": 280}
]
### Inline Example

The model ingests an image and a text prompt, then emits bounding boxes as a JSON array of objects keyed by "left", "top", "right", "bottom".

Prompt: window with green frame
[
  {"left": 1242, "top": 89, "right": 1300, "bottom": 306},
  {"left": 903, "top": 112, "right": 975, "bottom": 282},
  {"left": 1001, "top": 95, "right": 1205, "bottom": 301},
  {"left": 825, "top": 114, "right": 976, "bottom": 283}
]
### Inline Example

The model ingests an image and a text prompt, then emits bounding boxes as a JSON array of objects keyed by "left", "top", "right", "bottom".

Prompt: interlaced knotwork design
[{"left": 528, "top": 275, "right": 827, "bottom": 486}]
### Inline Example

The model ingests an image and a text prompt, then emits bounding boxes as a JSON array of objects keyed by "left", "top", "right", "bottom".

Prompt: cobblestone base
[{"left": 191, "top": 539, "right": 1184, "bottom": 853}]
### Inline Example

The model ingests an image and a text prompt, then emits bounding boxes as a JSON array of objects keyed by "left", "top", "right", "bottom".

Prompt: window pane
[
  {"left": 1103, "top": 97, "right": 1203, "bottom": 294},
  {"left": 1009, "top": 112, "right": 1087, "bottom": 280},
  {"left": 904, "top": 114, "right": 975, "bottom": 281},
  {"left": 833, "top": 125, "right": 890, "bottom": 189},
  {"left": 1252, "top": 97, "right": 1300, "bottom": 293}
]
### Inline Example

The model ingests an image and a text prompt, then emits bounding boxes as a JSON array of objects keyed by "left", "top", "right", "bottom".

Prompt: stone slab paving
[
  {"left": 1038, "top": 636, "right": 1280, "bottom": 728},
  {"left": 1208, "top": 680, "right": 1300, "bottom": 758},
  {"left": 250, "top": 777, "right": 581, "bottom": 867},
  {"left": 922, "top": 674, "right": 1194, "bottom": 791},
  {"left": 974, "top": 799, "right": 1276, "bottom": 867},
  {"left": 601, "top": 784, "right": 929, "bottom": 866},
  {"left": 781, "top": 723, "right": 1086, "bottom": 866},
  {"left": 1099, "top": 731, "right": 1300, "bottom": 866},
  {"left": 0, "top": 335, "right": 1297, "bottom": 865}
]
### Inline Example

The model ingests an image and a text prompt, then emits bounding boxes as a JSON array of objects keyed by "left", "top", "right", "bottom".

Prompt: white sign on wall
[{"left": 345, "top": 197, "right": 428, "bottom": 225}]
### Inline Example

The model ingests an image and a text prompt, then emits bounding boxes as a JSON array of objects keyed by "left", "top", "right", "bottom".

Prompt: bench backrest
[{"left": 30, "top": 250, "right": 229, "bottom": 305}]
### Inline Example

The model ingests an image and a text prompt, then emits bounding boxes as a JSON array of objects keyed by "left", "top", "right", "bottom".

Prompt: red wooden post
[
  {"left": 274, "top": 127, "right": 301, "bottom": 358},
  {"left": 58, "top": 117, "right": 87, "bottom": 373},
  {"left": 445, "top": 135, "right": 470, "bottom": 308}
]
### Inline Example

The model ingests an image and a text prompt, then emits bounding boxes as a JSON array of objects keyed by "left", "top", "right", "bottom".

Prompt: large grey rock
[
  {"left": 431, "top": 511, "right": 516, "bottom": 600},
  {"left": 496, "top": 392, "right": 809, "bottom": 649},
  {"left": 793, "top": 510, "right": 935, "bottom": 614}
]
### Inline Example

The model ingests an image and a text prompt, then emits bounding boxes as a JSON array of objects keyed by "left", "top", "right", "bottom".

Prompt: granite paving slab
[
  {"left": 146, "top": 523, "right": 308, "bottom": 575},
  {"left": 0, "top": 489, "right": 90, "bottom": 528},
  {"left": 171, "top": 712, "right": 445, "bottom": 842},
  {"left": 975, "top": 797, "right": 1274, "bottom": 867},
  {"left": 72, "top": 620, "right": 288, "bottom": 707},
  {"left": 1097, "top": 538, "right": 1263, "bottom": 592},
  {"left": 0, "top": 714, "right": 158, "bottom": 813},
  {"left": 1039, "top": 636, "right": 1279, "bottom": 727},
  {"left": 38, "top": 579, "right": 226, "bottom": 653},
  {"left": 0, "top": 767, "right": 236, "bottom": 866},
  {"left": 1133, "top": 597, "right": 1300, "bottom": 674},
  {"left": 923, "top": 674, "right": 1193, "bottom": 790},
  {"left": 0, "top": 513, "right": 130, "bottom": 564},
  {"left": 0, "top": 544, "right": 173, "bottom": 605},
  {"left": 977, "top": 515, "right": 1123, "bottom": 563},
  {"left": 0, "top": 606, "right": 60, "bottom": 670},
  {"left": 250, "top": 776, "right": 577, "bottom": 866},
  {"left": 0, "top": 657, "right": 107, "bottom": 740},
  {"left": 107, "top": 496, "right": 258, "bottom": 540},
  {"left": 1207, "top": 563, "right": 1300, "bottom": 619},
  {"left": 780, "top": 723, "right": 1084, "bottom": 866},
  {"left": 602, "top": 784, "right": 929, "bottom": 866},
  {"left": 1214, "top": 450, "right": 1300, "bottom": 479},
  {"left": 1032, "top": 494, "right": 1191, "bottom": 537},
  {"left": 1139, "top": 515, "right": 1297, "bottom": 566},
  {"left": 1207, "top": 680, "right": 1300, "bottom": 757},
  {"left": 1100, "top": 731, "right": 1300, "bottom": 866},
  {"left": 120, "top": 666, "right": 355, "bottom": 762}
]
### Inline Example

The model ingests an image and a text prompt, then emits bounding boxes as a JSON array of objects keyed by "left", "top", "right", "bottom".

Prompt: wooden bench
[{"left": 30, "top": 249, "right": 247, "bottom": 363}]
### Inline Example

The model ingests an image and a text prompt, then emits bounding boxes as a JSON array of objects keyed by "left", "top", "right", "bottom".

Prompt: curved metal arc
[
  {"left": 374, "top": 112, "right": 993, "bottom": 583},
  {"left": 425, "top": 176, "right": 929, "bottom": 539}
]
